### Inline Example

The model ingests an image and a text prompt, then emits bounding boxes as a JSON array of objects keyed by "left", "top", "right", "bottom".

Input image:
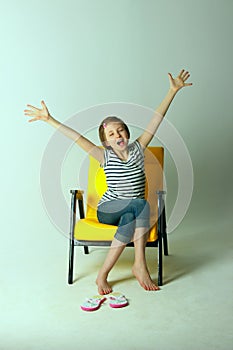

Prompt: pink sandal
[
  {"left": 108, "top": 293, "right": 128, "bottom": 308},
  {"left": 80, "top": 295, "right": 107, "bottom": 312}
]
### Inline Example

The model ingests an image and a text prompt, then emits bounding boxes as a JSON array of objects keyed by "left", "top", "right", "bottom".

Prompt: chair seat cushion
[
  {"left": 74, "top": 218, "right": 117, "bottom": 241},
  {"left": 74, "top": 218, "right": 157, "bottom": 242}
]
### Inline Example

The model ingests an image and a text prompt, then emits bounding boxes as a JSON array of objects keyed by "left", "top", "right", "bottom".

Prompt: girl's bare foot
[
  {"left": 132, "top": 264, "right": 160, "bottom": 291},
  {"left": 96, "top": 273, "right": 112, "bottom": 295}
]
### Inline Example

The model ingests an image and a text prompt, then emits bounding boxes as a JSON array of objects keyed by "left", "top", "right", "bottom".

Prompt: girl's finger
[
  {"left": 41, "top": 100, "right": 47, "bottom": 108},
  {"left": 184, "top": 82, "right": 193, "bottom": 87},
  {"left": 181, "top": 71, "right": 188, "bottom": 80},
  {"left": 24, "top": 109, "right": 35, "bottom": 115},
  {"left": 178, "top": 69, "right": 185, "bottom": 78},
  {"left": 24, "top": 112, "right": 35, "bottom": 117},
  {"left": 168, "top": 73, "right": 174, "bottom": 82},
  {"left": 183, "top": 72, "right": 189, "bottom": 78},
  {"left": 28, "top": 117, "right": 39, "bottom": 122},
  {"left": 27, "top": 104, "right": 40, "bottom": 111},
  {"left": 183, "top": 74, "right": 190, "bottom": 82}
]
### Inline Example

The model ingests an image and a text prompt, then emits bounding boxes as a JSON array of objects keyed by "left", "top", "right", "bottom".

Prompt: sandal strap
[
  {"left": 86, "top": 298, "right": 99, "bottom": 303},
  {"left": 86, "top": 296, "right": 106, "bottom": 303},
  {"left": 109, "top": 295, "right": 126, "bottom": 301}
]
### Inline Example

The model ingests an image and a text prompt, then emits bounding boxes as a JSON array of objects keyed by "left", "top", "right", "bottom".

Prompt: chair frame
[{"left": 68, "top": 188, "right": 168, "bottom": 286}]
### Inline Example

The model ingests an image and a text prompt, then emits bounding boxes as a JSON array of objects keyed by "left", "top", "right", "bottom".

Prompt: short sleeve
[
  {"left": 100, "top": 148, "right": 109, "bottom": 168},
  {"left": 134, "top": 139, "right": 145, "bottom": 157}
]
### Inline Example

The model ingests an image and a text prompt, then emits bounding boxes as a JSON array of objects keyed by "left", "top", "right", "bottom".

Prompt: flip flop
[
  {"left": 80, "top": 295, "right": 107, "bottom": 312},
  {"left": 108, "top": 292, "right": 128, "bottom": 308}
]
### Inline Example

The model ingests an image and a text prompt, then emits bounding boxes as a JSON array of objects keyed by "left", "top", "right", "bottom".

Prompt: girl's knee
[
  {"left": 134, "top": 199, "right": 150, "bottom": 216},
  {"left": 118, "top": 212, "right": 135, "bottom": 226},
  {"left": 116, "top": 212, "right": 135, "bottom": 244}
]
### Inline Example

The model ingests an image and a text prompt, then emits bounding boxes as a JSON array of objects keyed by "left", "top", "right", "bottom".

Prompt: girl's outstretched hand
[
  {"left": 168, "top": 69, "right": 192, "bottom": 93},
  {"left": 24, "top": 100, "right": 51, "bottom": 122}
]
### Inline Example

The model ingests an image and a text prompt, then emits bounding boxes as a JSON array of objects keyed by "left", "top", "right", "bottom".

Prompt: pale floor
[{"left": 1, "top": 215, "right": 232, "bottom": 350}]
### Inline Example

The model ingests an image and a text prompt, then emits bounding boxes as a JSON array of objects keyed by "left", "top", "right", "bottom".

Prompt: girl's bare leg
[
  {"left": 132, "top": 228, "right": 160, "bottom": 291},
  {"left": 96, "top": 238, "right": 126, "bottom": 295}
]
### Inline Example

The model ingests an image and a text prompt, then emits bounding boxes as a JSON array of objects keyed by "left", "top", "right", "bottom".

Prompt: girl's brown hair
[{"left": 98, "top": 116, "right": 130, "bottom": 149}]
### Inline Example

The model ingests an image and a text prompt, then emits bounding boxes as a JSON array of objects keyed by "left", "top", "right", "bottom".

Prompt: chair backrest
[{"left": 85, "top": 147, "right": 164, "bottom": 233}]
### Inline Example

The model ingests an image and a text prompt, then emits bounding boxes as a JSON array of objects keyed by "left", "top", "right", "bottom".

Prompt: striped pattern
[{"left": 98, "top": 140, "right": 146, "bottom": 206}]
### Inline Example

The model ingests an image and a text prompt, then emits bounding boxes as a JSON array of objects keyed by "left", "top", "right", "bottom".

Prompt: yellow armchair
[{"left": 68, "top": 147, "right": 168, "bottom": 286}]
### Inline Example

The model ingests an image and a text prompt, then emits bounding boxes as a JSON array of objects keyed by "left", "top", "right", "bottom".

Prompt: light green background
[
  {"left": 0, "top": 0, "right": 232, "bottom": 344},
  {"left": 1, "top": 0, "right": 232, "bottom": 234}
]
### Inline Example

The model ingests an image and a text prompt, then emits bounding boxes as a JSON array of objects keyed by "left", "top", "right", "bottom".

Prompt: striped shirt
[{"left": 98, "top": 140, "right": 146, "bottom": 206}]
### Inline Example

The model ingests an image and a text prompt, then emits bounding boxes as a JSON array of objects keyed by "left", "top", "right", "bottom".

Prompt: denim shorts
[{"left": 97, "top": 198, "right": 150, "bottom": 244}]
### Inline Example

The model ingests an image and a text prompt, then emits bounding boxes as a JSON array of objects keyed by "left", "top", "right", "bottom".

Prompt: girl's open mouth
[{"left": 116, "top": 139, "right": 124, "bottom": 146}]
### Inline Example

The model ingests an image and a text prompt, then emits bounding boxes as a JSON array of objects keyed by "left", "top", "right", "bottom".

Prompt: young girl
[{"left": 24, "top": 69, "right": 192, "bottom": 294}]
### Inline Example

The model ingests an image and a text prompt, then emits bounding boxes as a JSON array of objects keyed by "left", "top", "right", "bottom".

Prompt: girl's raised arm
[
  {"left": 137, "top": 69, "right": 192, "bottom": 149},
  {"left": 24, "top": 100, "right": 104, "bottom": 164}
]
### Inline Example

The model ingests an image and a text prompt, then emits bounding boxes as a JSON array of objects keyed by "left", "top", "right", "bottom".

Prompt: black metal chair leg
[
  {"left": 157, "top": 191, "right": 165, "bottom": 286},
  {"left": 156, "top": 191, "right": 167, "bottom": 286},
  {"left": 68, "top": 190, "right": 77, "bottom": 285},
  {"left": 68, "top": 239, "right": 74, "bottom": 284},
  {"left": 163, "top": 232, "right": 169, "bottom": 256},
  {"left": 161, "top": 204, "right": 169, "bottom": 256},
  {"left": 84, "top": 246, "right": 89, "bottom": 254},
  {"left": 157, "top": 209, "right": 163, "bottom": 286},
  {"left": 158, "top": 234, "right": 163, "bottom": 286}
]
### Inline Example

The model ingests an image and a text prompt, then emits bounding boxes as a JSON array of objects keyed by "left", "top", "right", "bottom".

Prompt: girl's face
[{"left": 104, "top": 122, "right": 129, "bottom": 150}]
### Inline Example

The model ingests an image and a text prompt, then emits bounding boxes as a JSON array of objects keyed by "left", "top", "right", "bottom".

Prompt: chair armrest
[
  {"left": 70, "top": 189, "right": 84, "bottom": 200},
  {"left": 70, "top": 189, "right": 85, "bottom": 219},
  {"left": 156, "top": 190, "right": 166, "bottom": 196},
  {"left": 156, "top": 190, "right": 166, "bottom": 207}
]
